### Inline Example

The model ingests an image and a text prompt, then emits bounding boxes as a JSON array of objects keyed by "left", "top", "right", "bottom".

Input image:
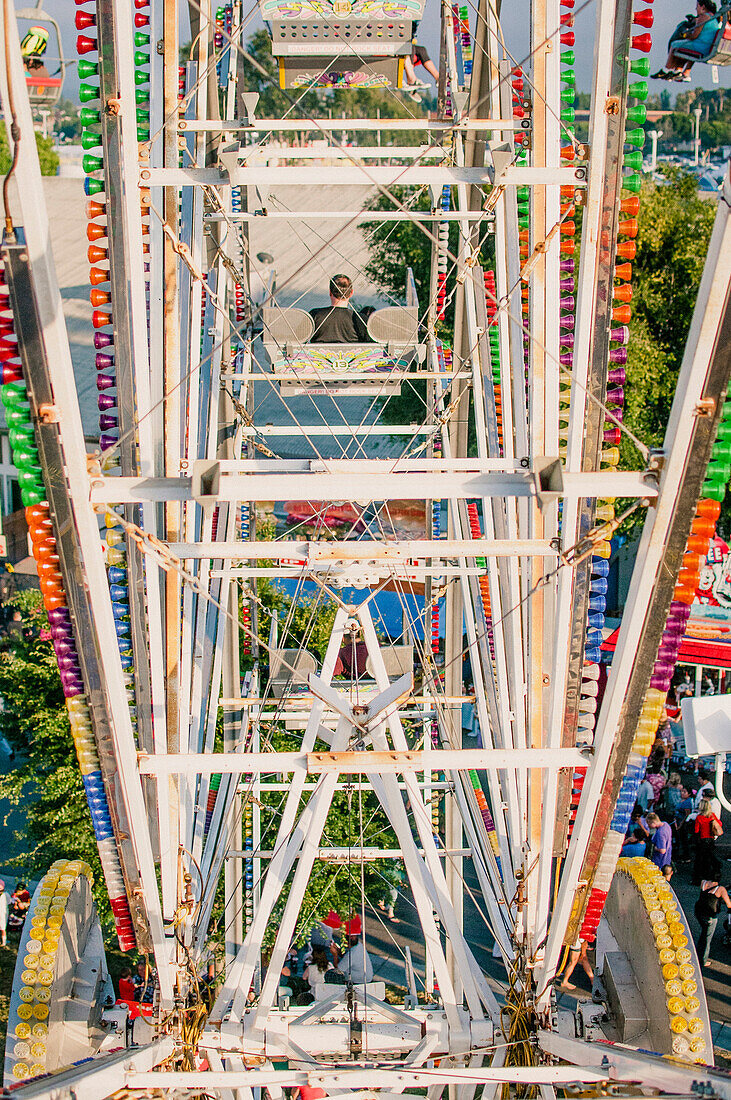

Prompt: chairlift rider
[
  {"left": 652, "top": 0, "right": 722, "bottom": 80},
  {"left": 309, "top": 274, "right": 371, "bottom": 344},
  {"left": 20, "top": 25, "right": 51, "bottom": 81}
]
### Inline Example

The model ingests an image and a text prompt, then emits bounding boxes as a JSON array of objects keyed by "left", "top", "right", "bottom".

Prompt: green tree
[
  {"left": 0, "top": 593, "right": 107, "bottom": 920},
  {"left": 0, "top": 124, "right": 58, "bottom": 176},
  {"left": 619, "top": 168, "right": 716, "bottom": 466},
  {"left": 53, "top": 98, "right": 81, "bottom": 142}
]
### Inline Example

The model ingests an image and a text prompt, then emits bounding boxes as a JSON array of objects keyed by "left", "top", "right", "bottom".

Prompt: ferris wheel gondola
[
  {"left": 1, "top": 0, "right": 731, "bottom": 1089},
  {"left": 16, "top": 3, "right": 66, "bottom": 108},
  {"left": 260, "top": 0, "right": 425, "bottom": 88}
]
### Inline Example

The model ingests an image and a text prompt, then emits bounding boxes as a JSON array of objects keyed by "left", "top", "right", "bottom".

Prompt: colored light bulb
[
  {"left": 77, "top": 34, "right": 98, "bottom": 54},
  {"left": 630, "top": 56, "right": 650, "bottom": 76},
  {"left": 84, "top": 177, "right": 104, "bottom": 197},
  {"left": 81, "top": 130, "right": 102, "bottom": 151},
  {"left": 79, "top": 107, "right": 101, "bottom": 126},
  {"left": 78, "top": 82, "right": 100, "bottom": 103},
  {"left": 77, "top": 58, "right": 99, "bottom": 79},
  {"left": 633, "top": 8, "right": 653, "bottom": 27},
  {"left": 82, "top": 153, "right": 103, "bottom": 174},
  {"left": 631, "top": 32, "right": 652, "bottom": 51},
  {"left": 625, "top": 127, "right": 646, "bottom": 149}
]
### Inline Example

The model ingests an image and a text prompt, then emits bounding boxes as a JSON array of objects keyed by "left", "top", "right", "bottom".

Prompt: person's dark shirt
[{"left": 310, "top": 304, "right": 370, "bottom": 344}]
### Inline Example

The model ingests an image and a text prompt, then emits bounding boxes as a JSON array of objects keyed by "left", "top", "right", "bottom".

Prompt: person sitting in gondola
[
  {"left": 652, "top": 0, "right": 722, "bottom": 81},
  {"left": 310, "top": 274, "right": 371, "bottom": 344},
  {"left": 20, "top": 25, "right": 51, "bottom": 82}
]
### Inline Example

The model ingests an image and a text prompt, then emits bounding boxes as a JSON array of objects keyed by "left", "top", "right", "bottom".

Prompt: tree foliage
[
  {"left": 0, "top": 124, "right": 58, "bottom": 176},
  {"left": 0, "top": 593, "right": 108, "bottom": 924},
  {"left": 619, "top": 169, "right": 716, "bottom": 466}
]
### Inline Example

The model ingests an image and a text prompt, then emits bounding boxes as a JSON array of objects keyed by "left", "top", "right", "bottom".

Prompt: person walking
[
  {"left": 693, "top": 797, "right": 723, "bottom": 883},
  {"left": 0, "top": 881, "right": 8, "bottom": 947},
  {"left": 646, "top": 812, "right": 674, "bottom": 879},
  {"left": 694, "top": 879, "right": 731, "bottom": 967}
]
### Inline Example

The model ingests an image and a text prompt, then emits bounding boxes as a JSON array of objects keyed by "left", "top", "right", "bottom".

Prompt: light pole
[
  {"left": 693, "top": 106, "right": 703, "bottom": 166},
  {"left": 648, "top": 129, "right": 662, "bottom": 173}
]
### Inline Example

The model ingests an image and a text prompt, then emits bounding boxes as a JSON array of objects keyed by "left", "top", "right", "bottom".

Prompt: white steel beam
[
  {"left": 180, "top": 118, "right": 522, "bottom": 131},
  {"left": 14, "top": 1041, "right": 175, "bottom": 1100},
  {"left": 124, "top": 1068, "right": 609, "bottom": 1089},
  {"left": 140, "top": 166, "right": 584, "bottom": 187},
  {"left": 138, "top": 747, "right": 589, "bottom": 774},
  {"left": 208, "top": 211, "right": 494, "bottom": 221},
  {"left": 90, "top": 470, "right": 656, "bottom": 504},
  {"left": 210, "top": 609, "right": 350, "bottom": 1025},
  {"left": 534, "top": 0, "right": 624, "bottom": 956},
  {"left": 239, "top": 146, "right": 461, "bottom": 160},
  {"left": 166, "top": 539, "right": 558, "bottom": 559}
]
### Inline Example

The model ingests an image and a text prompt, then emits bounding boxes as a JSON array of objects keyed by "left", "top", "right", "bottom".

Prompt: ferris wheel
[{"left": 0, "top": 0, "right": 730, "bottom": 1092}]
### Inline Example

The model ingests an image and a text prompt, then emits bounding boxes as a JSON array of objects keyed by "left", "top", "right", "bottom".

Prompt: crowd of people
[
  {"left": 616, "top": 701, "right": 731, "bottom": 970},
  {"left": 621, "top": 760, "right": 723, "bottom": 887},
  {"left": 558, "top": 694, "right": 731, "bottom": 994},
  {"left": 277, "top": 912, "right": 376, "bottom": 1005}
]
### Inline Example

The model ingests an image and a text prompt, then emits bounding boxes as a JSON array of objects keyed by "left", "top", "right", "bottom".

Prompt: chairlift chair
[
  {"left": 672, "top": 3, "right": 731, "bottom": 66},
  {"left": 262, "top": 302, "right": 423, "bottom": 396},
  {"left": 17, "top": 3, "right": 66, "bottom": 108}
]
